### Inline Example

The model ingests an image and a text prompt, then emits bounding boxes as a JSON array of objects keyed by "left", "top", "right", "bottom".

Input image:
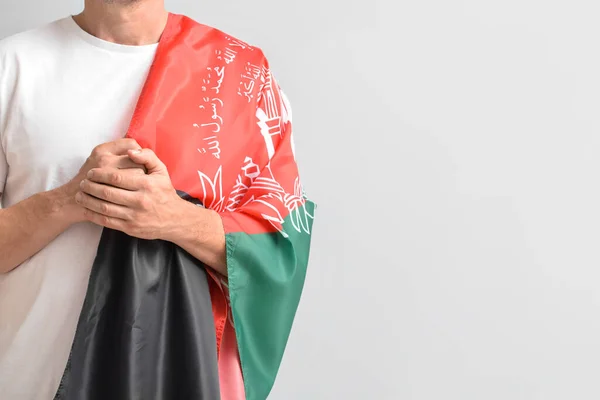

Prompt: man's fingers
[
  {"left": 113, "top": 155, "right": 147, "bottom": 172},
  {"left": 75, "top": 191, "right": 132, "bottom": 220},
  {"left": 79, "top": 178, "right": 140, "bottom": 206},
  {"left": 86, "top": 168, "right": 147, "bottom": 191},
  {"left": 128, "top": 149, "right": 167, "bottom": 175},
  {"left": 109, "top": 138, "right": 142, "bottom": 155},
  {"left": 95, "top": 138, "right": 142, "bottom": 156},
  {"left": 83, "top": 209, "right": 127, "bottom": 232}
]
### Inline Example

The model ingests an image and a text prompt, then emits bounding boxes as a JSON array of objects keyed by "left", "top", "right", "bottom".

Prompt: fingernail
[
  {"left": 80, "top": 180, "right": 86, "bottom": 189},
  {"left": 131, "top": 149, "right": 142, "bottom": 154},
  {"left": 87, "top": 170, "right": 93, "bottom": 178},
  {"left": 75, "top": 192, "right": 82, "bottom": 202}
]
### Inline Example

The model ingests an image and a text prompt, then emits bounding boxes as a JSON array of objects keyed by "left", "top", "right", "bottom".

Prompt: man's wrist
[
  {"left": 161, "top": 198, "right": 227, "bottom": 274},
  {"left": 43, "top": 184, "right": 82, "bottom": 225},
  {"left": 160, "top": 197, "right": 200, "bottom": 243}
]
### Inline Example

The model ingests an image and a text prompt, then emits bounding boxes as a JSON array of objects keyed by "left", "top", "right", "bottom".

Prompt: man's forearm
[
  {"left": 162, "top": 198, "right": 228, "bottom": 276},
  {"left": 0, "top": 188, "right": 77, "bottom": 274}
]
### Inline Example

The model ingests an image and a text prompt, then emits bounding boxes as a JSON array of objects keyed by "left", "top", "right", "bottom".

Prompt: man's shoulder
[
  {"left": 178, "top": 14, "right": 269, "bottom": 66},
  {"left": 0, "top": 19, "right": 65, "bottom": 59}
]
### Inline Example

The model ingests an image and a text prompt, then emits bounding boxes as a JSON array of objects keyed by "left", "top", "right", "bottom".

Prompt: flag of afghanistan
[{"left": 54, "top": 13, "right": 316, "bottom": 400}]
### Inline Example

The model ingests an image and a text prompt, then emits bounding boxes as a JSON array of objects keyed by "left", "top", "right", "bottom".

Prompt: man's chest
[{"left": 3, "top": 68, "right": 146, "bottom": 192}]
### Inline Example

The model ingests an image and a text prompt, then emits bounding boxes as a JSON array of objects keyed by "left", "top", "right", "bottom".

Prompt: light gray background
[{"left": 3, "top": 1, "right": 600, "bottom": 399}]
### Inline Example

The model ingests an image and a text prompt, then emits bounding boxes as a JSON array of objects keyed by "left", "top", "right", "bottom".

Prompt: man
[{"left": 0, "top": 1, "right": 315, "bottom": 399}]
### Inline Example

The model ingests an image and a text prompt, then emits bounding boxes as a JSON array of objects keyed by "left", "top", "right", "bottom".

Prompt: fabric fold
[{"left": 54, "top": 227, "right": 221, "bottom": 400}]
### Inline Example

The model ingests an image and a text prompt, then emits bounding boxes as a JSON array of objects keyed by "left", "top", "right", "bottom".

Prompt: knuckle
[
  {"left": 91, "top": 146, "right": 102, "bottom": 157},
  {"left": 110, "top": 172, "right": 121, "bottom": 185},
  {"left": 100, "top": 202, "right": 110, "bottom": 214},
  {"left": 127, "top": 217, "right": 140, "bottom": 232},
  {"left": 140, "top": 180, "right": 151, "bottom": 191},
  {"left": 101, "top": 216, "right": 111, "bottom": 226},
  {"left": 124, "top": 138, "right": 139, "bottom": 148},
  {"left": 124, "top": 209, "right": 135, "bottom": 221},
  {"left": 138, "top": 196, "right": 150, "bottom": 210},
  {"left": 102, "top": 187, "right": 112, "bottom": 201},
  {"left": 97, "top": 155, "right": 110, "bottom": 168},
  {"left": 130, "top": 215, "right": 141, "bottom": 227}
]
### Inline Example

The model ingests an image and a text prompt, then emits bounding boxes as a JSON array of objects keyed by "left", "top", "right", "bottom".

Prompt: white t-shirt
[{"left": 0, "top": 17, "right": 157, "bottom": 399}]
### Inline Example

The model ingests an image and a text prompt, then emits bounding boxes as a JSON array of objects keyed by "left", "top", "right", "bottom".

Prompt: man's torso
[{"left": 0, "top": 17, "right": 157, "bottom": 399}]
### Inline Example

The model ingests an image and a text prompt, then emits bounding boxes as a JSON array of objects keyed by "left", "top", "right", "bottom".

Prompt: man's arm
[
  {"left": 162, "top": 200, "right": 227, "bottom": 275},
  {"left": 0, "top": 187, "right": 78, "bottom": 274}
]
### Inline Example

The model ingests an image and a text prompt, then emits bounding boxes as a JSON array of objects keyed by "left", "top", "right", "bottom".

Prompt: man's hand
[
  {"left": 76, "top": 148, "right": 182, "bottom": 240},
  {"left": 77, "top": 148, "right": 227, "bottom": 274},
  {"left": 58, "top": 138, "right": 145, "bottom": 224}
]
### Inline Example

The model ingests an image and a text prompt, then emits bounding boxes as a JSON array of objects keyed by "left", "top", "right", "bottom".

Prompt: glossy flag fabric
[{"left": 54, "top": 13, "right": 315, "bottom": 400}]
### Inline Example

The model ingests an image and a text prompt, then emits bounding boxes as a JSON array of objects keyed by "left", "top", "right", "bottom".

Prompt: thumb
[{"left": 128, "top": 148, "right": 168, "bottom": 175}]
